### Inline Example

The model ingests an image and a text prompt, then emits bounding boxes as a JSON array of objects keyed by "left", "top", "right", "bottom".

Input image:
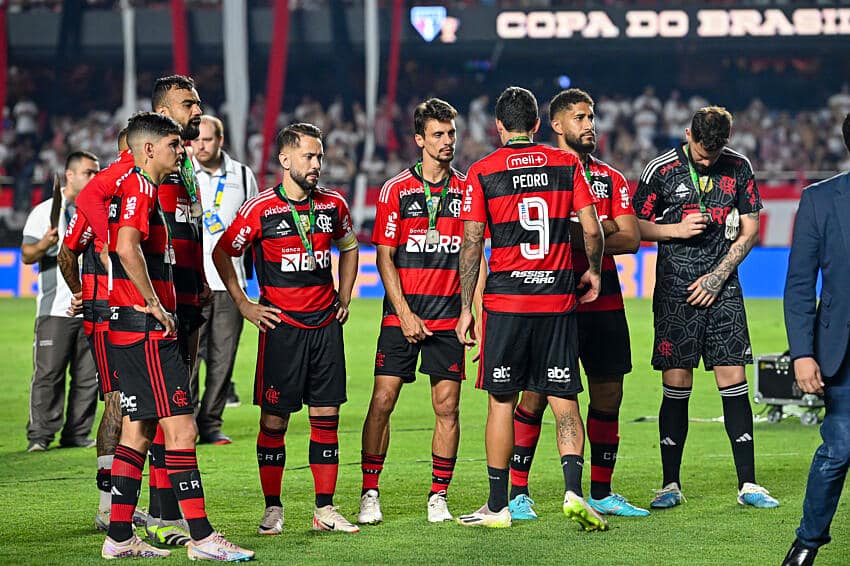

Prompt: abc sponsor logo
[
  {"left": 492, "top": 366, "right": 511, "bottom": 383},
  {"left": 120, "top": 392, "right": 137, "bottom": 413},
  {"left": 547, "top": 366, "right": 571, "bottom": 383},
  {"left": 506, "top": 152, "right": 547, "bottom": 170},
  {"left": 405, "top": 234, "right": 461, "bottom": 254}
]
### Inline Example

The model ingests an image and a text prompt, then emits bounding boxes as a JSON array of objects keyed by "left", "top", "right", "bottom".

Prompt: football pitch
[{"left": 0, "top": 297, "right": 846, "bottom": 565}]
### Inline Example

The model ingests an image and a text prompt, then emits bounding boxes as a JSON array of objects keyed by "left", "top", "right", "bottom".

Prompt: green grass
[{"left": 0, "top": 297, "right": 846, "bottom": 564}]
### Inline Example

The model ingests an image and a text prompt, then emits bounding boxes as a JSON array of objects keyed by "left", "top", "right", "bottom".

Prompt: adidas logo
[
  {"left": 674, "top": 182, "right": 690, "bottom": 198},
  {"left": 447, "top": 363, "right": 460, "bottom": 372},
  {"left": 110, "top": 486, "right": 123, "bottom": 496},
  {"left": 407, "top": 201, "right": 423, "bottom": 214},
  {"left": 276, "top": 218, "right": 291, "bottom": 232},
  {"left": 660, "top": 436, "right": 677, "bottom": 446},
  {"left": 735, "top": 433, "right": 753, "bottom": 443}
]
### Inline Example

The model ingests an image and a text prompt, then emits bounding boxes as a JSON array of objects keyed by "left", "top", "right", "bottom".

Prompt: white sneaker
[
  {"left": 258, "top": 506, "right": 284, "bottom": 535},
  {"left": 312, "top": 505, "right": 360, "bottom": 533},
  {"left": 456, "top": 504, "right": 512, "bottom": 528},
  {"left": 357, "top": 490, "right": 383, "bottom": 524},
  {"left": 186, "top": 532, "right": 254, "bottom": 562},
  {"left": 102, "top": 535, "right": 171, "bottom": 559},
  {"left": 427, "top": 492, "right": 453, "bottom": 523},
  {"left": 95, "top": 509, "right": 110, "bottom": 532}
]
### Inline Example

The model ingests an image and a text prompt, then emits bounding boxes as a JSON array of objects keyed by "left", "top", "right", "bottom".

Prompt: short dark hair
[
  {"left": 117, "top": 126, "right": 129, "bottom": 152},
  {"left": 413, "top": 98, "right": 457, "bottom": 136},
  {"left": 65, "top": 150, "right": 99, "bottom": 171},
  {"left": 843, "top": 112, "right": 850, "bottom": 154},
  {"left": 275, "top": 122, "right": 323, "bottom": 154},
  {"left": 691, "top": 106, "right": 733, "bottom": 152},
  {"left": 494, "top": 86, "right": 538, "bottom": 133},
  {"left": 125, "top": 112, "right": 183, "bottom": 151},
  {"left": 548, "top": 88, "right": 594, "bottom": 121},
  {"left": 152, "top": 75, "right": 196, "bottom": 110}
]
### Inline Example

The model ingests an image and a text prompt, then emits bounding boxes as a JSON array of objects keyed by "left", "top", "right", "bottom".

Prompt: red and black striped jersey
[
  {"left": 572, "top": 156, "right": 635, "bottom": 313},
  {"left": 371, "top": 166, "right": 466, "bottom": 331},
  {"left": 107, "top": 171, "right": 177, "bottom": 345},
  {"left": 63, "top": 210, "right": 109, "bottom": 335},
  {"left": 76, "top": 150, "right": 134, "bottom": 244},
  {"left": 216, "top": 186, "right": 358, "bottom": 329},
  {"left": 158, "top": 172, "right": 204, "bottom": 307},
  {"left": 461, "top": 142, "right": 595, "bottom": 315}
]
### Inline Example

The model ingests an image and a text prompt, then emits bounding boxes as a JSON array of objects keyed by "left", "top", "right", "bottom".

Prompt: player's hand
[
  {"left": 455, "top": 309, "right": 476, "bottom": 349},
  {"left": 686, "top": 272, "right": 725, "bottom": 308},
  {"left": 676, "top": 213, "right": 709, "bottom": 239},
  {"left": 472, "top": 315, "right": 483, "bottom": 362},
  {"left": 577, "top": 269, "right": 601, "bottom": 304},
  {"left": 238, "top": 301, "right": 282, "bottom": 332},
  {"left": 399, "top": 310, "right": 433, "bottom": 343},
  {"left": 133, "top": 300, "right": 176, "bottom": 336},
  {"left": 794, "top": 357, "right": 824, "bottom": 396},
  {"left": 67, "top": 291, "right": 84, "bottom": 317},
  {"left": 198, "top": 282, "right": 213, "bottom": 307},
  {"left": 336, "top": 301, "right": 350, "bottom": 325},
  {"left": 40, "top": 227, "right": 60, "bottom": 250}
]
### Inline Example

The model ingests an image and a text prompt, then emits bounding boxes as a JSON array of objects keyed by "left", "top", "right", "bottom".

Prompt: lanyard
[
  {"left": 277, "top": 184, "right": 315, "bottom": 258},
  {"left": 211, "top": 173, "right": 226, "bottom": 209},
  {"left": 415, "top": 162, "right": 451, "bottom": 231},
  {"left": 505, "top": 135, "right": 531, "bottom": 146},
  {"left": 179, "top": 155, "right": 201, "bottom": 208},
  {"left": 685, "top": 145, "right": 712, "bottom": 213}
]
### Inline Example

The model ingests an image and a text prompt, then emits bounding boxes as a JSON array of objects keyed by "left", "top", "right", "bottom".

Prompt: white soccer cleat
[
  {"left": 357, "top": 490, "right": 383, "bottom": 524},
  {"left": 456, "top": 504, "right": 512, "bottom": 528},
  {"left": 258, "top": 506, "right": 284, "bottom": 535},
  {"left": 427, "top": 492, "right": 453, "bottom": 523},
  {"left": 312, "top": 505, "right": 360, "bottom": 533},
  {"left": 187, "top": 532, "right": 254, "bottom": 562},
  {"left": 102, "top": 535, "right": 171, "bottom": 559},
  {"left": 95, "top": 509, "right": 110, "bottom": 532},
  {"left": 563, "top": 491, "right": 609, "bottom": 532}
]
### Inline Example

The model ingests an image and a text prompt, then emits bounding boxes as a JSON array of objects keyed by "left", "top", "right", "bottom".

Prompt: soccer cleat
[
  {"left": 456, "top": 504, "right": 512, "bottom": 528},
  {"left": 133, "top": 508, "right": 151, "bottom": 528},
  {"left": 312, "top": 505, "right": 360, "bottom": 533},
  {"left": 187, "top": 532, "right": 254, "bottom": 562},
  {"left": 96, "top": 509, "right": 110, "bottom": 532},
  {"left": 589, "top": 493, "right": 651, "bottom": 517},
  {"left": 738, "top": 483, "right": 780, "bottom": 508},
  {"left": 563, "top": 491, "right": 609, "bottom": 532},
  {"left": 357, "top": 490, "right": 383, "bottom": 525},
  {"left": 258, "top": 506, "right": 284, "bottom": 535},
  {"left": 650, "top": 482, "right": 685, "bottom": 509},
  {"left": 151, "top": 519, "right": 191, "bottom": 546},
  {"left": 508, "top": 494, "right": 538, "bottom": 521},
  {"left": 102, "top": 535, "right": 171, "bottom": 559},
  {"left": 427, "top": 492, "right": 453, "bottom": 523}
]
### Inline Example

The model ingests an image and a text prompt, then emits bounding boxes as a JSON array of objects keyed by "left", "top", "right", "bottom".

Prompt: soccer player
[
  {"left": 213, "top": 123, "right": 360, "bottom": 535},
  {"left": 632, "top": 106, "right": 778, "bottom": 510},
  {"left": 358, "top": 98, "right": 466, "bottom": 525},
  {"left": 101, "top": 112, "right": 253, "bottom": 561},
  {"left": 455, "top": 86, "right": 607, "bottom": 530},
  {"left": 506, "top": 88, "right": 648, "bottom": 520}
]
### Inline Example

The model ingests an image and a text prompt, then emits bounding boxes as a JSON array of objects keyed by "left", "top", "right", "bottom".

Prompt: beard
[
  {"left": 182, "top": 117, "right": 201, "bottom": 141},
  {"left": 291, "top": 167, "right": 319, "bottom": 192},
  {"left": 564, "top": 131, "right": 596, "bottom": 154}
]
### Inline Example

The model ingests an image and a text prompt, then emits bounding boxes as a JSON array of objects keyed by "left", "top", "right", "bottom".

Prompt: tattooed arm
[
  {"left": 686, "top": 211, "right": 760, "bottom": 308},
  {"left": 455, "top": 220, "right": 485, "bottom": 347}
]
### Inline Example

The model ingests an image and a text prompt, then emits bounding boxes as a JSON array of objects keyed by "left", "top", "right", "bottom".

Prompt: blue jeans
[{"left": 796, "top": 357, "right": 850, "bottom": 548}]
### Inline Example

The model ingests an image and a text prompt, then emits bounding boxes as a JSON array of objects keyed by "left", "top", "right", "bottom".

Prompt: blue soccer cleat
[
  {"left": 508, "top": 494, "right": 538, "bottom": 521},
  {"left": 737, "top": 483, "right": 779, "bottom": 508},
  {"left": 589, "top": 493, "right": 650, "bottom": 517}
]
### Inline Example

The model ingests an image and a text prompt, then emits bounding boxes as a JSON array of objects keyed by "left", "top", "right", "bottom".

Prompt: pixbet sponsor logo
[
  {"left": 507, "top": 152, "right": 547, "bottom": 170},
  {"left": 405, "top": 234, "right": 461, "bottom": 254},
  {"left": 511, "top": 270, "right": 555, "bottom": 284}
]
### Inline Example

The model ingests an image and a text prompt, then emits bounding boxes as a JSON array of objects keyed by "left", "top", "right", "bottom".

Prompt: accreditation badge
[{"left": 203, "top": 210, "right": 225, "bottom": 235}]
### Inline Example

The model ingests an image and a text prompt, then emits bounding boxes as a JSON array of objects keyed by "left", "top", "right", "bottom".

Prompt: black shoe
[
  {"left": 199, "top": 432, "right": 232, "bottom": 445},
  {"left": 26, "top": 440, "right": 48, "bottom": 452},
  {"left": 782, "top": 540, "right": 818, "bottom": 566}
]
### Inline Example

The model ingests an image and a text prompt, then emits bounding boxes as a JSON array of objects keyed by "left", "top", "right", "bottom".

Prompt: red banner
[
  {"left": 170, "top": 0, "right": 190, "bottom": 76},
  {"left": 260, "top": 0, "right": 290, "bottom": 182}
]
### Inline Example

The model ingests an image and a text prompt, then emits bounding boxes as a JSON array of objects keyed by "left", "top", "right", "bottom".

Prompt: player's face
[
  {"left": 552, "top": 102, "right": 596, "bottom": 154},
  {"left": 65, "top": 157, "right": 100, "bottom": 199},
  {"left": 415, "top": 119, "right": 456, "bottom": 164},
  {"left": 160, "top": 87, "right": 203, "bottom": 140},
  {"left": 685, "top": 129, "right": 723, "bottom": 174},
  {"left": 281, "top": 135, "right": 323, "bottom": 192},
  {"left": 193, "top": 121, "right": 223, "bottom": 166},
  {"left": 149, "top": 133, "right": 186, "bottom": 178}
]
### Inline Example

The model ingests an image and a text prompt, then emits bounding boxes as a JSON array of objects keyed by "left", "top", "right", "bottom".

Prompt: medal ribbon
[
  {"left": 685, "top": 145, "right": 713, "bottom": 214},
  {"left": 505, "top": 135, "right": 531, "bottom": 146},
  {"left": 179, "top": 155, "right": 201, "bottom": 208},
  {"left": 277, "top": 184, "right": 315, "bottom": 260},
  {"left": 415, "top": 161, "right": 451, "bottom": 232}
]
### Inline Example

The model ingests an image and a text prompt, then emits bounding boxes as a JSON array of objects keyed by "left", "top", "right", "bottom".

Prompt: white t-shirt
[
  {"left": 194, "top": 152, "right": 259, "bottom": 291},
  {"left": 21, "top": 195, "right": 76, "bottom": 318}
]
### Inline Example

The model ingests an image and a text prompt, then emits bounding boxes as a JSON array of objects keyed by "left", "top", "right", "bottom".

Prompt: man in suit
[{"left": 782, "top": 112, "right": 850, "bottom": 566}]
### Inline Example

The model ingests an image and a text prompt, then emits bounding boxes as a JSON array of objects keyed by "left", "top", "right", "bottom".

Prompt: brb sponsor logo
[
  {"left": 507, "top": 152, "right": 547, "bottom": 170},
  {"left": 120, "top": 392, "right": 137, "bottom": 413},
  {"left": 492, "top": 366, "right": 511, "bottom": 383},
  {"left": 281, "top": 250, "right": 332, "bottom": 271},
  {"left": 547, "top": 366, "right": 571, "bottom": 383},
  {"left": 123, "top": 196, "right": 137, "bottom": 220},
  {"left": 231, "top": 225, "right": 252, "bottom": 251},
  {"left": 511, "top": 270, "right": 555, "bottom": 284},
  {"left": 406, "top": 234, "right": 461, "bottom": 254},
  {"left": 384, "top": 212, "right": 398, "bottom": 239}
]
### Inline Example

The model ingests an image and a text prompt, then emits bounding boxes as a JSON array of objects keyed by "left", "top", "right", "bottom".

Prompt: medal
[
  {"left": 426, "top": 229, "right": 440, "bottom": 245},
  {"left": 725, "top": 207, "right": 740, "bottom": 240},
  {"left": 190, "top": 201, "right": 203, "bottom": 218},
  {"left": 305, "top": 255, "right": 317, "bottom": 271}
]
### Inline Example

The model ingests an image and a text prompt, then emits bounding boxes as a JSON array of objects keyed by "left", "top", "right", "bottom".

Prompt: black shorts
[
  {"left": 478, "top": 311, "right": 582, "bottom": 398},
  {"left": 652, "top": 285, "right": 753, "bottom": 371},
  {"left": 254, "top": 320, "right": 347, "bottom": 414},
  {"left": 578, "top": 310, "right": 632, "bottom": 379},
  {"left": 87, "top": 326, "right": 118, "bottom": 396},
  {"left": 374, "top": 326, "right": 465, "bottom": 383},
  {"left": 110, "top": 337, "right": 195, "bottom": 421}
]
